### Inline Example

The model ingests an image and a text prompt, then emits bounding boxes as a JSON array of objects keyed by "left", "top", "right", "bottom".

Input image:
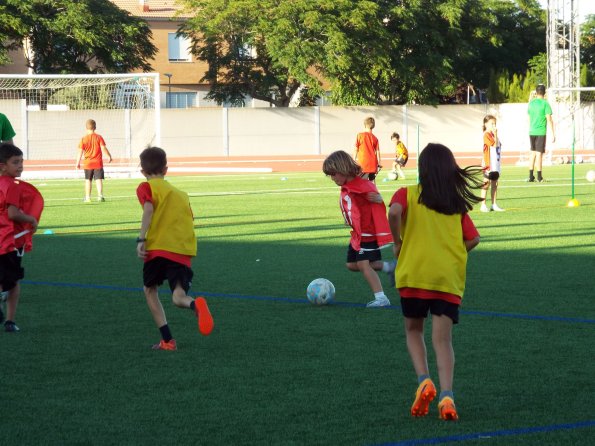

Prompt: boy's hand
[
  {"left": 29, "top": 218, "right": 38, "bottom": 233},
  {"left": 393, "top": 240, "right": 402, "bottom": 258},
  {"left": 366, "top": 192, "right": 383, "bottom": 204},
  {"left": 137, "top": 241, "right": 147, "bottom": 259}
]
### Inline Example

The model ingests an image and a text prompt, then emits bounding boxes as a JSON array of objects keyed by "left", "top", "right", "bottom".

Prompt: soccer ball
[
  {"left": 586, "top": 170, "right": 595, "bottom": 183},
  {"left": 306, "top": 278, "right": 335, "bottom": 305},
  {"left": 387, "top": 171, "right": 398, "bottom": 181}
]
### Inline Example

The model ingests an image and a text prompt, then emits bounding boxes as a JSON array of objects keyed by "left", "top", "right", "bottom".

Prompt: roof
[{"left": 109, "top": 0, "right": 192, "bottom": 19}]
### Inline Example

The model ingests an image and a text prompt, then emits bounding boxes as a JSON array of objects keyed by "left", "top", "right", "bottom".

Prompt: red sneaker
[
  {"left": 194, "top": 297, "right": 214, "bottom": 336},
  {"left": 438, "top": 396, "right": 459, "bottom": 421},
  {"left": 410, "top": 378, "right": 436, "bottom": 417},
  {"left": 152, "top": 339, "right": 177, "bottom": 350}
]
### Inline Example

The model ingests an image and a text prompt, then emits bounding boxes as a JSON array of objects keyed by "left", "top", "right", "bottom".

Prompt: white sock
[
  {"left": 374, "top": 291, "right": 386, "bottom": 300},
  {"left": 381, "top": 262, "right": 392, "bottom": 273}
]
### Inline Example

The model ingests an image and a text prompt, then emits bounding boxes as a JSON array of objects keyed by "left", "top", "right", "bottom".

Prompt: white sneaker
[
  {"left": 480, "top": 204, "right": 490, "bottom": 213},
  {"left": 491, "top": 204, "right": 504, "bottom": 212},
  {"left": 366, "top": 296, "right": 391, "bottom": 308}
]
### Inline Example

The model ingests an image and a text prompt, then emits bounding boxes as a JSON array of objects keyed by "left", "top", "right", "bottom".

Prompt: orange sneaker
[
  {"left": 152, "top": 339, "right": 177, "bottom": 350},
  {"left": 438, "top": 396, "right": 459, "bottom": 421},
  {"left": 195, "top": 297, "right": 214, "bottom": 336},
  {"left": 410, "top": 378, "right": 437, "bottom": 417}
]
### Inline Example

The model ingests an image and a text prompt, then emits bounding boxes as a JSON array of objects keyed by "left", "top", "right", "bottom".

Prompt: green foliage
[
  {"left": 179, "top": 0, "right": 547, "bottom": 106},
  {"left": 0, "top": 0, "right": 156, "bottom": 74},
  {"left": 581, "top": 14, "right": 595, "bottom": 85}
]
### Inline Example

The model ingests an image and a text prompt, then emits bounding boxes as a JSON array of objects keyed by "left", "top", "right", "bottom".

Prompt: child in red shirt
[
  {"left": 76, "top": 119, "right": 112, "bottom": 202},
  {"left": 323, "top": 150, "right": 396, "bottom": 307},
  {"left": 354, "top": 117, "right": 381, "bottom": 181}
]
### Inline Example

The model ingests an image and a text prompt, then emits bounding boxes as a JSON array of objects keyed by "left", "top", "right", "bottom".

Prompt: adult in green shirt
[
  {"left": 527, "top": 84, "right": 555, "bottom": 182},
  {"left": 0, "top": 112, "right": 15, "bottom": 144}
]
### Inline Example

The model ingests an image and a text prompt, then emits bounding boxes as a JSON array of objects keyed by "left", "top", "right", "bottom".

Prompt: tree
[
  {"left": 0, "top": 0, "right": 156, "bottom": 74},
  {"left": 581, "top": 14, "right": 595, "bottom": 85}
]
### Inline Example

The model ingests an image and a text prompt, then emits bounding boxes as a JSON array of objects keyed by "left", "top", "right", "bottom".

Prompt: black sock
[
  {"left": 189, "top": 300, "right": 196, "bottom": 312},
  {"left": 537, "top": 171, "right": 542, "bottom": 180},
  {"left": 529, "top": 169, "right": 534, "bottom": 180},
  {"left": 159, "top": 324, "right": 173, "bottom": 342}
]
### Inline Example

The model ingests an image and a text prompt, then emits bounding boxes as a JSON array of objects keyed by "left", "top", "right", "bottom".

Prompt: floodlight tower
[{"left": 547, "top": 0, "right": 580, "bottom": 108}]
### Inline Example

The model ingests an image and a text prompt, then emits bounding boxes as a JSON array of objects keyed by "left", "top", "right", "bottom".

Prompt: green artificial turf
[{"left": 1, "top": 164, "right": 594, "bottom": 445}]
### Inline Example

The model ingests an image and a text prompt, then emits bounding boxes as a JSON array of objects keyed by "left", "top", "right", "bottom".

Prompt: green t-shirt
[
  {"left": 527, "top": 98, "right": 552, "bottom": 136},
  {"left": 0, "top": 113, "right": 16, "bottom": 142}
]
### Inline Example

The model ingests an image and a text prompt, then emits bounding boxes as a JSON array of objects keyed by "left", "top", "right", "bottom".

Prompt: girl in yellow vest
[{"left": 388, "top": 143, "right": 483, "bottom": 421}]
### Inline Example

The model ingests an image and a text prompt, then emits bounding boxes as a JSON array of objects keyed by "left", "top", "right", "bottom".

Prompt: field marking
[
  {"left": 21, "top": 280, "right": 595, "bottom": 324},
  {"left": 371, "top": 420, "right": 595, "bottom": 446}
]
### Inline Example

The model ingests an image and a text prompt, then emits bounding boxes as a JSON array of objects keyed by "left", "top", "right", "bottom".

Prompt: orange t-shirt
[
  {"left": 355, "top": 131, "right": 379, "bottom": 174},
  {"left": 78, "top": 133, "right": 107, "bottom": 169}
]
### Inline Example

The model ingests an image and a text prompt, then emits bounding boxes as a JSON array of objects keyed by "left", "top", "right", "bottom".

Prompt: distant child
[
  {"left": 390, "top": 132, "right": 409, "bottom": 179},
  {"left": 388, "top": 143, "right": 482, "bottom": 421},
  {"left": 0, "top": 143, "right": 39, "bottom": 332},
  {"left": 136, "top": 147, "right": 214, "bottom": 350},
  {"left": 76, "top": 119, "right": 112, "bottom": 202},
  {"left": 480, "top": 115, "right": 504, "bottom": 212},
  {"left": 323, "top": 150, "right": 396, "bottom": 308},
  {"left": 354, "top": 117, "right": 381, "bottom": 181}
]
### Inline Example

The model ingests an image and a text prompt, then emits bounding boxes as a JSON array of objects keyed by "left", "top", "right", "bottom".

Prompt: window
[{"left": 168, "top": 33, "right": 192, "bottom": 62}]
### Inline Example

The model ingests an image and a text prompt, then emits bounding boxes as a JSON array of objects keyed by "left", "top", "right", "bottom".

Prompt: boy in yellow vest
[{"left": 136, "top": 147, "right": 213, "bottom": 350}]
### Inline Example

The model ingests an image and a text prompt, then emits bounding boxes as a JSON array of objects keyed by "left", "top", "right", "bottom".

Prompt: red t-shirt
[
  {"left": 136, "top": 182, "right": 192, "bottom": 267},
  {"left": 389, "top": 187, "right": 479, "bottom": 304},
  {"left": 0, "top": 176, "right": 20, "bottom": 255},
  {"left": 355, "top": 132, "right": 379, "bottom": 174},
  {"left": 78, "top": 133, "right": 107, "bottom": 169}
]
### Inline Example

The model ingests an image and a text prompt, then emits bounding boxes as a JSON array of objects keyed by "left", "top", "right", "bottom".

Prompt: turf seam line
[
  {"left": 370, "top": 419, "right": 595, "bottom": 446},
  {"left": 21, "top": 280, "right": 595, "bottom": 324}
]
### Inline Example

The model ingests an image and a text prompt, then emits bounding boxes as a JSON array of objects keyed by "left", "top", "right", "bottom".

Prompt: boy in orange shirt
[
  {"left": 75, "top": 119, "right": 112, "bottom": 202},
  {"left": 354, "top": 117, "right": 381, "bottom": 181}
]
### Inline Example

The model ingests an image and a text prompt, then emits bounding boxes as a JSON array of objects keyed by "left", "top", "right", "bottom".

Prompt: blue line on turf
[
  {"left": 21, "top": 280, "right": 595, "bottom": 324},
  {"left": 370, "top": 420, "right": 595, "bottom": 446}
]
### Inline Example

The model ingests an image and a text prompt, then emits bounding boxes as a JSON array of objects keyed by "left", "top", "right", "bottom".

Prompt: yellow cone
[{"left": 567, "top": 198, "right": 580, "bottom": 207}]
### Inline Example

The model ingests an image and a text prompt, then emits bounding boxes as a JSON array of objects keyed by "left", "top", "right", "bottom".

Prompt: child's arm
[
  {"left": 8, "top": 205, "right": 38, "bottom": 232},
  {"left": 75, "top": 148, "right": 83, "bottom": 169},
  {"left": 465, "top": 236, "right": 480, "bottom": 252},
  {"left": 136, "top": 201, "right": 154, "bottom": 259},
  {"left": 388, "top": 202, "right": 403, "bottom": 258},
  {"left": 102, "top": 144, "right": 112, "bottom": 164}
]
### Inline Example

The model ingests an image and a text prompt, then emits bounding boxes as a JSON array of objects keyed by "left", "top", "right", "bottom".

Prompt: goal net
[
  {"left": 0, "top": 74, "right": 160, "bottom": 161},
  {"left": 516, "top": 87, "right": 595, "bottom": 166}
]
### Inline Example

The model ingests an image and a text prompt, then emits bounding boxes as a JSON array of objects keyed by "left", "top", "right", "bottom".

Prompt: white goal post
[{"left": 0, "top": 73, "right": 160, "bottom": 160}]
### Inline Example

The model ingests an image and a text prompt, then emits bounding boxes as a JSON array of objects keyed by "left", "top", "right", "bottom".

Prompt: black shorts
[
  {"left": 360, "top": 172, "right": 376, "bottom": 181},
  {"left": 347, "top": 241, "right": 382, "bottom": 263},
  {"left": 400, "top": 297, "right": 460, "bottom": 324},
  {"left": 395, "top": 155, "right": 408, "bottom": 167},
  {"left": 0, "top": 250, "right": 24, "bottom": 292},
  {"left": 84, "top": 168, "right": 105, "bottom": 180},
  {"left": 143, "top": 257, "right": 193, "bottom": 293},
  {"left": 484, "top": 171, "right": 500, "bottom": 181},
  {"left": 529, "top": 135, "right": 547, "bottom": 153}
]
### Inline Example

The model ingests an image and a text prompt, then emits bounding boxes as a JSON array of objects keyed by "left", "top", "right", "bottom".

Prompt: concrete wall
[{"left": 1, "top": 101, "right": 593, "bottom": 160}]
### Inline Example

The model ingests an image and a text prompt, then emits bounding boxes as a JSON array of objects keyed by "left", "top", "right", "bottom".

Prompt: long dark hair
[{"left": 417, "top": 143, "right": 484, "bottom": 214}]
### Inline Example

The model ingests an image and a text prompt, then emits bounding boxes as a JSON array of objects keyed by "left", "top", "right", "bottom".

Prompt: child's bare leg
[
  {"left": 404, "top": 317, "right": 430, "bottom": 377},
  {"left": 144, "top": 285, "right": 167, "bottom": 327},
  {"left": 480, "top": 183, "right": 488, "bottom": 204},
  {"left": 490, "top": 180, "right": 498, "bottom": 204},
  {"left": 171, "top": 284, "right": 193, "bottom": 308},
  {"left": 431, "top": 315, "right": 455, "bottom": 393},
  {"left": 5, "top": 283, "right": 20, "bottom": 322},
  {"left": 96, "top": 179, "right": 104, "bottom": 197},
  {"left": 357, "top": 260, "right": 383, "bottom": 293},
  {"left": 84, "top": 179, "right": 92, "bottom": 199}
]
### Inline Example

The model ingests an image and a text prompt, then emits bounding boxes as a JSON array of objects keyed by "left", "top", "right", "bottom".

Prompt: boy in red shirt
[
  {"left": 76, "top": 119, "right": 112, "bottom": 202},
  {"left": 0, "top": 143, "right": 39, "bottom": 332},
  {"left": 136, "top": 146, "right": 214, "bottom": 350},
  {"left": 354, "top": 117, "right": 381, "bottom": 181}
]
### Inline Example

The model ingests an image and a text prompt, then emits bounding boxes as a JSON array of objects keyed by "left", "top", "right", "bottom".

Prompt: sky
[{"left": 538, "top": 0, "right": 595, "bottom": 22}]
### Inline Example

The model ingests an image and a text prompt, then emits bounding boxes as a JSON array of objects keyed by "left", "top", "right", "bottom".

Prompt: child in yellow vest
[
  {"left": 390, "top": 132, "right": 408, "bottom": 180},
  {"left": 388, "top": 143, "right": 483, "bottom": 421},
  {"left": 136, "top": 147, "right": 213, "bottom": 350}
]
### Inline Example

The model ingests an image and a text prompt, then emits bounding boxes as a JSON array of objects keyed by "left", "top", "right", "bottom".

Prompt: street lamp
[{"left": 164, "top": 73, "right": 172, "bottom": 108}]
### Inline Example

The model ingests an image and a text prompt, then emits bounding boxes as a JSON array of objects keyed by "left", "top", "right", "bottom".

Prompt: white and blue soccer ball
[{"left": 306, "top": 278, "right": 335, "bottom": 305}]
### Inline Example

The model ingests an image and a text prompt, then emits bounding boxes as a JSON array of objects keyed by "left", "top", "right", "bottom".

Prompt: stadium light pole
[{"left": 164, "top": 73, "right": 172, "bottom": 108}]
